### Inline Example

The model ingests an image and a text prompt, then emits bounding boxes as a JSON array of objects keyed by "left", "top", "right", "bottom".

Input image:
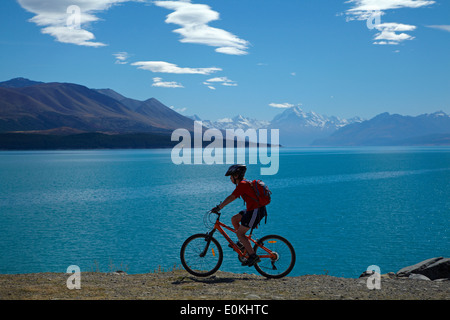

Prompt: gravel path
[{"left": 0, "top": 270, "right": 448, "bottom": 300}]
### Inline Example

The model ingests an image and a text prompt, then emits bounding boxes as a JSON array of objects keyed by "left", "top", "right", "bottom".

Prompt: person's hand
[{"left": 211, "top": 205, "right": 221, "bottom": 213}]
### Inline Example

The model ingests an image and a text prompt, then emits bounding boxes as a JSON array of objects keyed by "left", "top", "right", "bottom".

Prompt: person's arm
[{"left": 218, "top": 194, "right": 237, "bottom": 210}]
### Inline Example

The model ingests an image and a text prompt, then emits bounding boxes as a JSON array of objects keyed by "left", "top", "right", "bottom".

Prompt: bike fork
[{"left": 200, "top": 229, "right": 216, "bottom": 258}]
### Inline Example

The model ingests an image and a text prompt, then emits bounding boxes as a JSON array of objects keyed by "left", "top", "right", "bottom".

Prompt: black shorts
[{"left": 239, "top": 206, "right": 267, "bottom": 229}]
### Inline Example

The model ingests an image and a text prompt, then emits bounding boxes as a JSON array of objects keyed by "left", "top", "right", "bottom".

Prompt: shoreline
[{"left": 1, "top": 270, "right": 448, "bottom": 300}]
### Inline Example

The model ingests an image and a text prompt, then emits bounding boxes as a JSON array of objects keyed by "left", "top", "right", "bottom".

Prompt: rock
[
  {"left": 396, "top": 257, "right": 450, "bottom": 280},
  {"left": 433, "top": 278, "right": 450, "bottom": 282},
  {"left": 358, "top": 270, "right": 378, "bottom": 278},
  {"left": 111, "top": 270, "right": 127, "bottom": 275},
  {"left": 408, "top": 274, "right": 431, "bottom": 281}
]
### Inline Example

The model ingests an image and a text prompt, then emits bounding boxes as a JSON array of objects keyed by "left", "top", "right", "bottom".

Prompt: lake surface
[{"left": 0, "top": 147, "right": 449, "bottom": 278}]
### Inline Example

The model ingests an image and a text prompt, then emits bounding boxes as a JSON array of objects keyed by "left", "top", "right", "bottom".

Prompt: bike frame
[{"left": 207, "top": 213, "right": 276, "bottom": 260}]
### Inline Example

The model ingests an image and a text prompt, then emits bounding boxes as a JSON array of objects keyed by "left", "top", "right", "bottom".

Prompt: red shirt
[{"left": 232, "top": 180, "right": 259, "bottom": 211}]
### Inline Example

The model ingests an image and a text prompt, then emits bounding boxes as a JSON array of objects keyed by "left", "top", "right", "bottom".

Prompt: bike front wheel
[
  {"left": 180, "top": 234, "right": 223, "bottom": 277},
  {"left": 253, "top": 234, "right": 296, "bottom": 279}
]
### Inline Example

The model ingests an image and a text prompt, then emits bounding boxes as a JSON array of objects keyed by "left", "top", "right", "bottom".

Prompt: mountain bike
[{"left": 180, "top": 210, "right": 296, "bottom": 279}]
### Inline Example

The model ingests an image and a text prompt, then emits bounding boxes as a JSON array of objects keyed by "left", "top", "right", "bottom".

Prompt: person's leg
[
  {"left": 237, "top": 208, "right": 265, "bottom": 266},
  {"left": 237, "top": 225, "right": 260, "bottom": 266},
  {"left": 231, "top": 213, "right": 242, "bottom": 232},
  {"left": 236, "top": 225, "right": 254, "bottom": 255}
]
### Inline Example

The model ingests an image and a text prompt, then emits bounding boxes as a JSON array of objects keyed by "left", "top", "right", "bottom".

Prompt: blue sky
[{"left": 1, "top": 0, "right": 449, "bottom": 121}]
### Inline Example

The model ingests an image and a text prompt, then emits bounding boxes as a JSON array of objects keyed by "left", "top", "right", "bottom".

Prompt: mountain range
[
  {"left": 0, "top": 77, "right": 449, "bottom": 148},
  {"left": 268, "top": 107, "right": 363, "bottom": 146},
  {"left": 0, "top": 77, "right": 194, "bottom": 134},
  {"left": 193, "top": 107, "right": 450, "bottom": 147},
  {"left": 191, "top": 109, "right": 364, "bottom": 146},
  {"left": 313, "top": 111, "right": 450, "bottom": 146}
]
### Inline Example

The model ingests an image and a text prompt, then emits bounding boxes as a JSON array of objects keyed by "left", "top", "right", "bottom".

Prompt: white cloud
[
  {"left": 152, "top": 77, "right": 184, "bottom": 88},
  {"left": 269, "top": 103, "right": 295, "bottom": 109},
  {"left": 215, "top": 47, "right": 247, "bottom": 55},
  {"left": 426, "top": 25, "right": 450, "bottom": 32},
  {"left": 153, "top": 0, "right": 250, "bottom": 55},
  {"left": 17, "top": 0, "right": 138, "bottom": 47},
  {"left": 374, "top": 31, "right": 414, "bottom": 44},
  {"left": 205, "top": 77, "right": 230, "bottom": 82},
  {"left": 113, "top": 52, "right": 130, "bottom": 64},
  {"left": 222, "top": 82, "right": 238, "bottom": 87},
  {"left": 204, "top": 77, "right": 225, "bottom": 82},
  {"left": 170, "top": 106, "right": 187, "bottom": 113},
  {"left": 346, "top": 0, "right": 435, "bottom": 15},
  {"left": 204, "top": 76, "right": 237, "bottom": 88},
  {"left": 373, "top": 22, "right": 416, "bottom": 44},
  {"left": 41, "top": 26, "right": 106, "bottom": 47},
  {"left": 375, "top": 22, "right": 416, "bottom": 32},
  {"left": 17, "top": 0, "right": 250, "bottom": 53},
  {"left": 344, "top": 0, "right": 435, "bottom": 45},
  {"left": 131, "top": 61, "right": 222, "bottom": 75}
]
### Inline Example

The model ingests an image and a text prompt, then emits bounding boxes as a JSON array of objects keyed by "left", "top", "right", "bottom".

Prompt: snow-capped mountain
[
  {"left": 189, "top": 114, "right": 270, "bottom": 131},
  {"left": 270, "top": 107, "right": 361, "bottom": 129},
  {"left": 268, "top": 106, "right": 363, "bottom": 146},
  {"left": 189, "top": 107, "right": 363, "bottom": 146}
]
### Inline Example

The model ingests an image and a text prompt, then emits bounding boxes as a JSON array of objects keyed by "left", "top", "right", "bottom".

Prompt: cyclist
[{"left": 211, "top": 164, "right": 267, "bottom": 267}]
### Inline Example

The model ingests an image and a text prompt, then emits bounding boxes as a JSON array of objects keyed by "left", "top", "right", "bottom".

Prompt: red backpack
[{"left": 244, "top": 179, "right": 272, "bottom": 207}]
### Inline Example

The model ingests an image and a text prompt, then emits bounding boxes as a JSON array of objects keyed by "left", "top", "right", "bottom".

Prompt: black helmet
[{"left": 225, "top": 164, "right": 247, "bottom": 178}]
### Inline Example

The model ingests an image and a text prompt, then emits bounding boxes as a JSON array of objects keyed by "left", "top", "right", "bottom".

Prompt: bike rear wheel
[
  {"left": 180, "top": 234, "right": 223, "bottom": 277},
  {"left": 253, "top": 234, "right": 296, "bottom": 279}
]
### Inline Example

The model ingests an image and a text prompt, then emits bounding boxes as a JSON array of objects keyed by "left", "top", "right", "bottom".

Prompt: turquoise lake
[{"left": 0, "top": 147, "right": 449, "bottom": 278}]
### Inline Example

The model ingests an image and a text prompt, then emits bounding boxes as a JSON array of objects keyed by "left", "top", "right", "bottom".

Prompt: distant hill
[
  {"left": 95, "top": 88, "right": 195, "bottom": 129},
  {"left": 0, "top": 78, "right": 195, "bottom": 134},
  {"left": 0, "top": 132, "right": 179, "bottom": 150},
  {"left": 0, "top": 77, "right": 43, "bottom": 88},
  {"left": 313, "top": 111, "right": 450, "bottom": 146}
]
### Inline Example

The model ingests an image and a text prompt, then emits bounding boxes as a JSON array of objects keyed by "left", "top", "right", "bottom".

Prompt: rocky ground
[{"left": 0, "top": 270, "right": 448, "bottom": 300}]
